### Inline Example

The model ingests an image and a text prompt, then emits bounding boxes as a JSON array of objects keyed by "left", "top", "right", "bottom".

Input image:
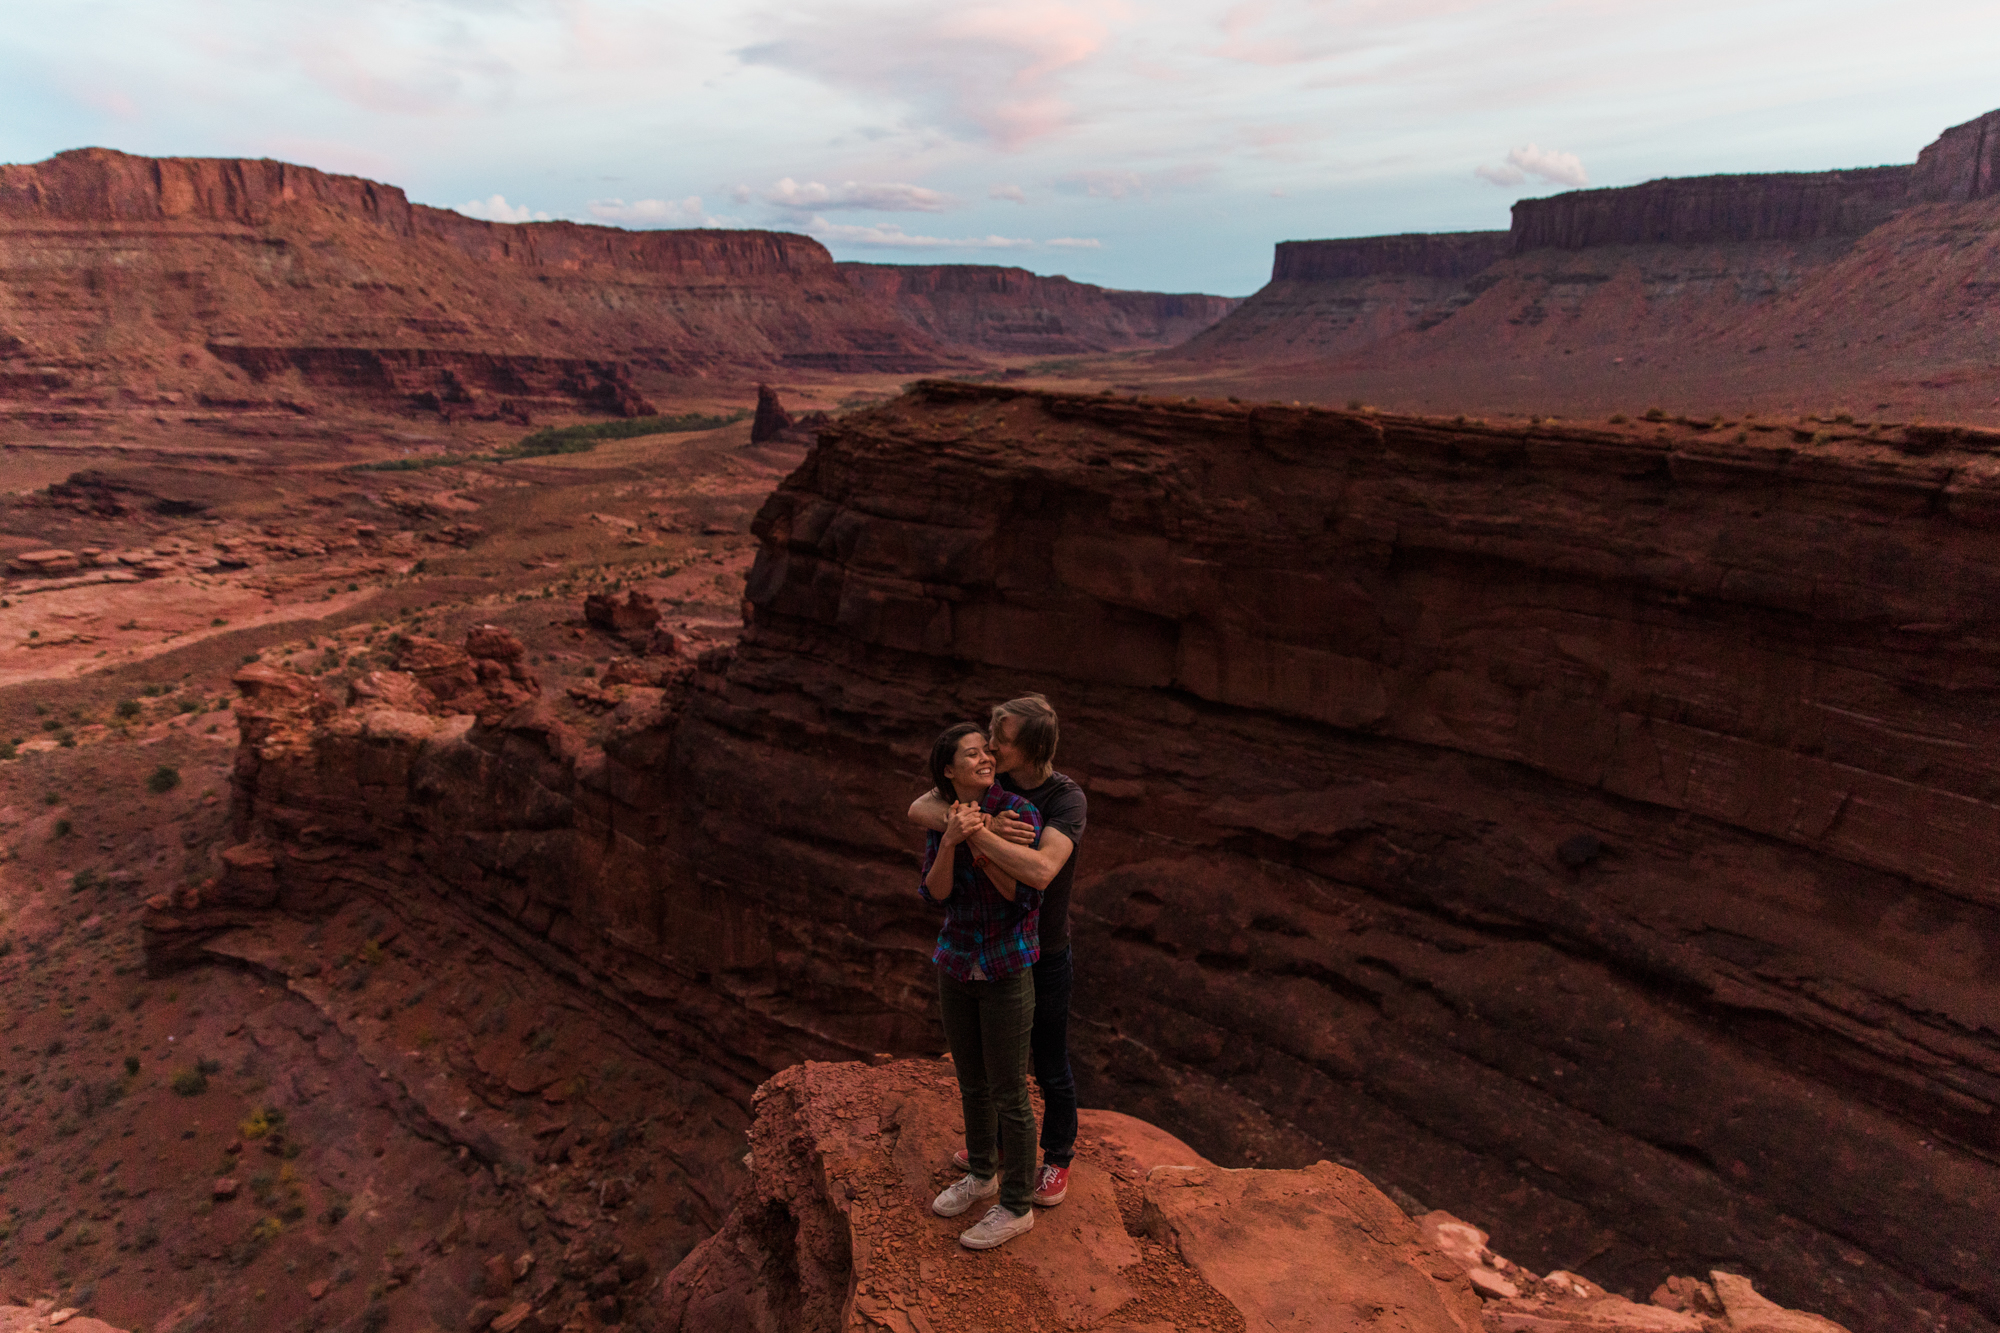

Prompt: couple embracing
[{"left": 909, "top": 693, "right": 1087, "bottom": 1251}]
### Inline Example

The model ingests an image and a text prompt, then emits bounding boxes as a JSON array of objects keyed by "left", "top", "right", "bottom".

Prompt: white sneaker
[
  {"left": 959, "top": 1203, "right": 1034, "bottom": 1250},
  {"left": 931, "top": 1173, "right": 998, "bottom": 1218}
]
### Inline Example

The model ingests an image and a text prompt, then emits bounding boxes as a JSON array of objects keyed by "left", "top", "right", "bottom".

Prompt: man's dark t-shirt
[{"left": 999, "top": 771, "right": 1086, "bottom": 954}]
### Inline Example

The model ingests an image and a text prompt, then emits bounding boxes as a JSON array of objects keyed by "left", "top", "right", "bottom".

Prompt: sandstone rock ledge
[{"left": 660, "top": 1062, "right": 1853, "bottom": 1333}]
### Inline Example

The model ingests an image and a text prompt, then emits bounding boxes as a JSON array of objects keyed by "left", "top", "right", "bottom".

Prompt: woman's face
[{"left": 947, "top": 731, "right": 996, "bottom": 789}]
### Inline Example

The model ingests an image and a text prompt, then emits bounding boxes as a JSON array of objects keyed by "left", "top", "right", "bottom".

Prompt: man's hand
[
  {"left": 987, "top": 810, "right": 1037, "bottom": 847},
  {"left": 907, "top": 790, "right": 950, "bottom": 831}
]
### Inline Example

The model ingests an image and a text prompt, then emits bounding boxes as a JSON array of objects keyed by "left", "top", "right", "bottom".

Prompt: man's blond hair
[{"left": 989, "top": 694, "right": 1059, "bottom": 783}]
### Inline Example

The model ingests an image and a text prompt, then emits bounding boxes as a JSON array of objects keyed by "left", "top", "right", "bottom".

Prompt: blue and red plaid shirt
[{"left": 919, "top": 783, "right": 1044, "bottom": 982}]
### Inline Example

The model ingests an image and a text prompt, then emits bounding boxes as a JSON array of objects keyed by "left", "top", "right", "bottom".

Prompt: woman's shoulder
[{"left": 995, "top": 787, "right": 1042, "bottom": 824}]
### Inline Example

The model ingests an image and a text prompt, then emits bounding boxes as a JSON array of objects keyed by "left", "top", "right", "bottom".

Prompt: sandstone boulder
[
  {"left": 583, "top": 589, "right": 659, "bottom": 639},
  {"left": 347, "top": 669, "right": 436, "bottom": 713},
  {"left": 393, "top": 630, "right": 540, "bottom": 725},
  {"left": 662, "top": 1059, "right": 1478, "bottom": 1333},
  {"left": 1143, "top": 1162, "right": 1482, "bottom": 1332},
  {"left": 1709, "top": 1273, "right": 1851, "bottom": 1333}
]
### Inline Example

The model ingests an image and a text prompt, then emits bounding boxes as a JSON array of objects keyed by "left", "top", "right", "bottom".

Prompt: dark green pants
[{"left": 938, "top": 966, "right": 1037, "bottom": 1215}]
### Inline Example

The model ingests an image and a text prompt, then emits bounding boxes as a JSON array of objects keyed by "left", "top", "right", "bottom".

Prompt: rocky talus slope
[
  {"left": 1180, "top": 107, "right": 2000, "bottom": 417},
  {"left": 166, "top": 384, "right": 1999, "bottom": 1333},
  {"left": 0, "top": 148, "right": 954, "bottom": 423},
  {"left": 837, "top": 263, "right": 1241, "bottom": 355}
]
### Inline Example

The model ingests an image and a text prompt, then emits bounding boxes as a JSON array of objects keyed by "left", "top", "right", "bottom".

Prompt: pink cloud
[{"left": 741, "top": 2, "right": 1125, "bottom": 150}]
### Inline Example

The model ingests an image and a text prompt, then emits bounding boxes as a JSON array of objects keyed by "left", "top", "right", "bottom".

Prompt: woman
[{"left": 920, "top": 722, "right": 1044, "bottom": 1250}]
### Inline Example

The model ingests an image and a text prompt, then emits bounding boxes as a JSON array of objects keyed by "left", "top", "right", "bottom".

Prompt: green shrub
[
  {"left": 114, "top": 700, "right": 141, "bottom": 719},
  {"left": 1642, "top": 406, "right": 1667, "bottom": 421},
  {"left": 170, "top": 1066, "right": 208, "bottom": 1097},
  {"left": 123, "top": 1056, "right": 140, "bottom": 1076},
  {"left": 145, "top": 765, "right": 180, "bottom": 794}
]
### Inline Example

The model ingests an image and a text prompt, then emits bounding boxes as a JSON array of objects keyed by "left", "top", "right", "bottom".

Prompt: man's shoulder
[{"left": 1004, "top": 771, "right": 1086, "bottom": 840}]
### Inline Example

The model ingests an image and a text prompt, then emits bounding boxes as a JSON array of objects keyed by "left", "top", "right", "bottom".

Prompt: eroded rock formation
[
  {"left": 663, "top": 1059, "right": 1858, "bottom": 1333},
  {"left": 1181, "top": 107, "right": 2000, "bottom": 415},
  {"left": 0, "top": 148, "right": 956, "bottom": 421},
  {"left": 838, "top": 263, "right": 1241, "bottom": 355},
  {"left": 172, "top": 384, "right": 2000, "bottom": 1333},
  {"left": 661, "top": 1058, "right": 1484, "bottom": 1333}
]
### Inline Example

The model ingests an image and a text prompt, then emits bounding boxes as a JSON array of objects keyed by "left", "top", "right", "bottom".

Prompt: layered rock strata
[
  {"left": 1183, "top": 107, "right": 2000, "bottom": 399},
  {"left": 0, "top": 148, "right": 954, "bottom": 420},
  {"left": 1180, "top": 232, "right": 1509, "bottom": 360},
  {"left": 837, "top": 263, "right": 1241, "bottom": 355},
  {"left": 183, "top": 384, "right": 2000, "bottom": 1333}
]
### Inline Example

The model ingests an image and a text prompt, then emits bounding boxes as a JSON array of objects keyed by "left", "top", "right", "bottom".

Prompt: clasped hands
[{"left": 939, "top": 801, "right": 1036, "bottom": 850}]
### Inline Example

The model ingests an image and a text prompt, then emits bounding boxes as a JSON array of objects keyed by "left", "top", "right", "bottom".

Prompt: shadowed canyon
[{"left": 0, "top": 108, "right": 1996, "bottom": 1333}]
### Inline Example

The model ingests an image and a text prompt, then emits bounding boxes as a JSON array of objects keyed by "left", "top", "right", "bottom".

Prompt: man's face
[{"left": 990, "top": 715, "right": 1028, "bottom": 777}]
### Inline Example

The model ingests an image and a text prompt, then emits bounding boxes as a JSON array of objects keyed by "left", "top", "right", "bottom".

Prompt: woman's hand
[
  {"left": 942, "top": 801, "right": 985, "bottom": 847},
  {"left": 948, "top": 800, "right": 988, "bottom": 840}
]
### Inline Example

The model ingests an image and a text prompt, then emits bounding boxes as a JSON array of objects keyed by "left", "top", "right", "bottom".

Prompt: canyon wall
[
  {"left": 1506, "top": 168, "right": 1911, "bottom": 250},
  {"left": 185, "top": 383, "right": 2000, "bottom": 1333},
  {"left": 1178, "top": 232, "right": 1510, "bottom": 361},
  {"left": 1913, "top": 108, "right": 2000, "bottom": 202},
  {"left": 837, "top": 262, "right": 1241, "bottom": 355},
  {"left": 0, "top": 148, "right": 956, "bottom": 422},
  {"left": 1181, "top": 108, "right": 2000, "bottom": 415}
]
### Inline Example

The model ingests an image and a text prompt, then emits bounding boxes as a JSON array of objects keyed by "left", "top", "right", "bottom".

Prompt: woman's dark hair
[{"left": 929, "top": 722, "right": 986, "bottom": 800}]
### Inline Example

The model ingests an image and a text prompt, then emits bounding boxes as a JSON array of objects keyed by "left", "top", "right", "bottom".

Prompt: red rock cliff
[
  {"left": 1270, "top": 233, "right": 1511, "bottom": 282},
  {"left": 0, "top": 148, "right": 956, "bottom": 419},
  {"left": 1180, "top": 107, "right": 2000, "bottom": 411},
  {"left": 1912, "top": 107, "right": 2000, "bottom": 202},
  {"left": 1507, "top": 167, "right": 1912, "bottom": 249},
  {"left": 837, "top": 262, "right": 1241, "bottom": 355},
  {"left": 1180, "top": 232, "right": 1511, "bottom": 360},
  {"left": 192, "top": 385, "right": 2000, "bottom": 1333}
]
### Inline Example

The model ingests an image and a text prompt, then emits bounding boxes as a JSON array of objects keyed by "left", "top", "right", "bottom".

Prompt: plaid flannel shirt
[{"left": 919, "top": 783, "right": 1044, "bottom": 982}]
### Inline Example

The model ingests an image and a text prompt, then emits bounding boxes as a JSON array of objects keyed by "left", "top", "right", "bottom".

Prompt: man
[{"left": 908, "top": 693, "right": 1086, "bottom": 1208}]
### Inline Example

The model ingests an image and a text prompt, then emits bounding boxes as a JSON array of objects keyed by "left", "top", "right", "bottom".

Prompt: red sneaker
[
  {"left": 1031, "top": 1163, "right": 1069, "bottom": 1207},
  {"left": 951, "top": 1144, "right": 1004, "bottom": 1171}
]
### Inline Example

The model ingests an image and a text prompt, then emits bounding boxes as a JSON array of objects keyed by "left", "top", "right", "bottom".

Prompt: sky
[{"left": 6, "top": 1, "right": 1998, "bottom": 295}]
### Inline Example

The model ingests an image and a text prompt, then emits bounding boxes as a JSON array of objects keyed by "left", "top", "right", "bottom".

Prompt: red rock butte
[{"left": 1177, "top": 107, "right": 2000, "bottom": 423}]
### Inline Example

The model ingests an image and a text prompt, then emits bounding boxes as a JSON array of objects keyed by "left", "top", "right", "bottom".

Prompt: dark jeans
[
  {"left": 938, "top": 966, "right": 1037, "bottom": 1215},
  {"left": 1031, "top": 947, "right": 1078, "bottom": 1167}
]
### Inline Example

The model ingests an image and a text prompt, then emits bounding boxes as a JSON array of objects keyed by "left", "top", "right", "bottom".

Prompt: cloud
[
  {"left": 804, "top": 216, "right": 1034, "bottom": 249},
  {"left": 457, "top": 193, "right": 551, "bottom": 223},
  {"left": 1044, "top": 236, "right": 1101, "bottom": 248},
  {"left": 741, "top": 2, "right": 1123, "bottom": 150},
  {"left": 989, "top": 183, "right": 1027, "bottom": 202},
  {"left": 1056, "top": 163, "right": 1214, "bottom": 200},
  {"left": 587, "top": 196, "right": 715, "bottom": 226},
  {"left": 1476, "top": 143, "right": 1588, "bottom": 189},
  {"left": 759, "top": 178, "right": 956, "bottom": 212}
]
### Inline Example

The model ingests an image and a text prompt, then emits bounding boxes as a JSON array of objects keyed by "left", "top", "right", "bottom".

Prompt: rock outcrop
[
  {"left": 174, "top": 384, "right": 2000, "bottom": 1333},
  {"left": 1179, "top": 232, "right": 1510, "bottom": 360},
  {"left": 1912, "top": 107, "right": 2000, "bottom": 202},
  {"left": 0, "top": 148, "right": 957, "bottom": 421},
  {"left": 1179, "top": 108, "right": 2000, "bottom": 419},
  {"left": 838, "top": 263, "right": 1241, "bottom": 355},
  {"left": 1507, "top": 169, "right": 1912, "bottom": 250},
  {"left": 664, "top": 1059, "right": 1853, "bottom": 1333},
  {"left": 661, "top": 1058, "right": 1485, "bottom": 1333}
]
